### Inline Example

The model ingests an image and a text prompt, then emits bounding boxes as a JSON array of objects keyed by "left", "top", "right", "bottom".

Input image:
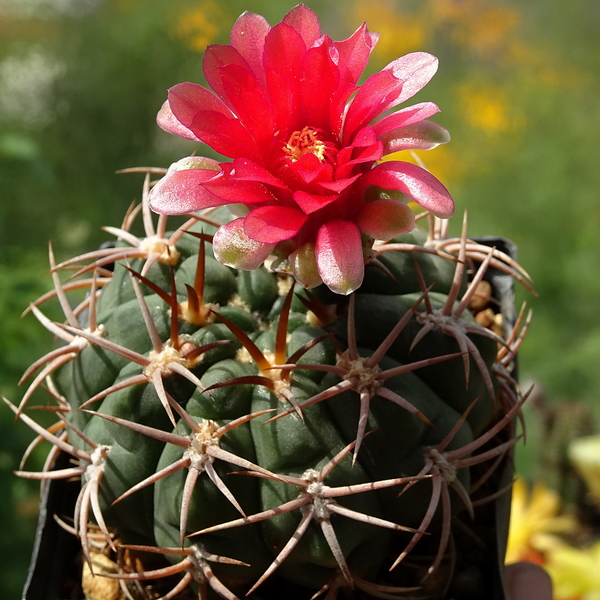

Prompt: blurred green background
[{"left": 1, "top": 0, "right": 598, "bottom": 595}]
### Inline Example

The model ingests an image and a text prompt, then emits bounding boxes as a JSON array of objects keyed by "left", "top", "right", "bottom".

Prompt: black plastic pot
[{"left": 23, "top": 449, "right": 81, "bottom": 599}]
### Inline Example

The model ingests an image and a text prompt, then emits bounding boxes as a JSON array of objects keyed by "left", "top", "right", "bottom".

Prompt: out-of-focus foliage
[
  {"left": 0, "top": 250, "right": 62, "bottom": 595},
  {"left": 1, "top": 0, "right": 598, "bottom": 595}
]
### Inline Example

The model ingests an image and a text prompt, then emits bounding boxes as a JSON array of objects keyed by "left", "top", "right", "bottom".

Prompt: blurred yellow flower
[
  {"left": 350, "top": 0, "right": 426, "bottom": 59},
  {"left": 350, "top": 0, "right": 582, "bottom": 97},
  {"left": 546, "top": 542, "right": 600, "bottom": 600},
  {"left": 172, "top": 0, "right": 229, "bottom": 52},
  {"left": 456, "top": 83, "right": 525, "bottom": 135},
  {"left": 428, "top": 0, "right": 520, "bottom": 58},
  {"left": 506, "top": 478, "right": 577, "bottom": 565}
]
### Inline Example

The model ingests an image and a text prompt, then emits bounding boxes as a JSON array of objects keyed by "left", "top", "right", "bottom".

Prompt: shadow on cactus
[{"left": 6, "top": 5, "right": 535, "bottom": 600}]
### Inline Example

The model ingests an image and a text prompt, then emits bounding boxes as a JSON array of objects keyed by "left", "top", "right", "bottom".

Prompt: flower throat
[{"left": 283, "top": 126, "right": 337, "bottom": 164}]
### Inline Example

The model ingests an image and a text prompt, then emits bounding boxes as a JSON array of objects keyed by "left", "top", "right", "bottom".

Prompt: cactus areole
[{"left": 11, "top": 5, "right": 535, "bottom": 600}]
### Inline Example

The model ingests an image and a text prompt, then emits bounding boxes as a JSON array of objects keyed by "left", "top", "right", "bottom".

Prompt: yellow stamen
[{"left": 284, "top": 126, "right": 327, "bottom": 163}]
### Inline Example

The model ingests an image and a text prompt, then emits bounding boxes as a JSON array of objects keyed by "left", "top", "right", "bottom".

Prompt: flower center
[{"left": 283, "top": 126, "right": 336, "bottom": 164}]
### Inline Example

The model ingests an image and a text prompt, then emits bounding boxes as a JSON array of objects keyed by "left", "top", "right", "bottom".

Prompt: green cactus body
[{"left": 9, "top": 180, "right": 531, "bottom": 600}]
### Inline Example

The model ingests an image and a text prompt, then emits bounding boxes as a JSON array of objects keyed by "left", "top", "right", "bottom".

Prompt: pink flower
[{"left": 149, "top": 4, "right": 453, "bottom": 294}]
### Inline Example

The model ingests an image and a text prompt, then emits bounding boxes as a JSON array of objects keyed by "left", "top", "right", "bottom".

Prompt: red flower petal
[
  {"left": 213, "top": 218, "right": 275, "bottom": 270},
  {"left": 360, "top": 162, "right": 454, "bottom": 218},
  {"left": 167, "top": 82, "right": 232, "bottom": 128},
  {"left": 228, "top": 158, "right": 289, "bottom": 190},
  {"left": 244, "top": 205, "right": 308, "bottom": 243},
  {"left": 335, "top": 145, "right": 383, "bottom": 181},
  {"left": 335, "top": 126, "right": 383, "bottom": 179},
  {"left": 389, "top": 52, "right": 439, "bottom": 106},
  {"left": 148, "top": 168, "right": 230, "bottom": 215},
  {"left": 301, "top": 37, "right": 340, "bottom": 131},
  {"left": 372, "top": 102, "right": 441, "bottom": 137},
  {"left": 282, "top": 4, "right": 321, "bottom": 48},
  {"left": 318, "top": 174, "right": 361, "bottom": 194},
  {"left": 289, "top": 242, "right": 322, "bottom": 289},
  {"left": 343, "top": 52, "right": 439, "bottom": 144},
  {"left": 190, "top": 110, "right": 260, "bottom": 158},
  {"left": 342, "top": 69, "right": 401, "bottom": 144},
  {"left": 230, "top": 11, "right": 271, "bottom": 87},
  {"left": 156, "top": 100, "right": 200, "bottom": 141},
  {"left": 315, "top": 220, "right": 364, "bottom": 295},
  {"left": 379, "top": 121, "right": 450, "bottom": 154},
  {"left": 290, "top": 153, "right": 333, "bottom": 185},
  {"left": 293, "top": 190, "right": 339, "bottom": 215},
  {"left": 264, "top": 22, "right": 306, "bottom": 84},
  {"left": 204, "top": 170, "right": 278, "bottom": 205},
  {"left": 265, "top": 67, "right": 303, "bottom": 134},
  {"left": 264, "top": 22, "right": 306, "bottom": 132},
  {"left": 167, "top": 83, "right": 261, "bottom": 158},
  {"left": 203, "top": 44, "right": 254, "bottom": 110},
  {"left": 356, "top": 197, "right": 415, "bottom": 240},
  {"left": 333, "top": 23, "right": 378, "bottom": 86},
  {"left": 148, "top": 161, "right": 283, "bottom": 216},
  {"left": 216, "top": 63, "right": 275, "bottom": 147},
  {"left": 329, "top": 82, "right": 358, "bottom": 139}
]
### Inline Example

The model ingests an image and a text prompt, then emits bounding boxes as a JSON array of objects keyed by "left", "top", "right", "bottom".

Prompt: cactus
[
  {"left": 9, "top": 186, "right": 532, "bottom": 599},
  {"left": 7, "top": 6, "right": 535, "bottom": 600}
]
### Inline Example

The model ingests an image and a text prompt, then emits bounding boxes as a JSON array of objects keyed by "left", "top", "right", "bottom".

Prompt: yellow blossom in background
[
  {"left": 457, "top": 6, "right": 518, "bottom": 56},
  {"left": 172, "top": 0, "right": 229, "bottom": 52},
  {"left": 350, "top": 0, "right": 427, "bottom": 60},
  {"left": 546, "top": 542, "right": 600, "bottom": 600},
  {"left": 427, "top": 0, "right": 519, "bottom": 58},
  {"left": 506, "top": 478, "right": 577, "bottom": 565},
  {"left": 456, "top": 82, "right": 525, "bottom": 135},
  {"left": 428, "top": 0, "right": 520, "bottom": 58},
  {"left": 350, "top": 0, "right": 583, "bottom": 94},
  {"left": 351, "top": 0, "right": 522, "bottom": 61}
]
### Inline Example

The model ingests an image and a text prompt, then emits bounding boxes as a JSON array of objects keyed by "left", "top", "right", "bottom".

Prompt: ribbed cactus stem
[{"left": 9, "top": 169, "right": 534, "bottom": 599}]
